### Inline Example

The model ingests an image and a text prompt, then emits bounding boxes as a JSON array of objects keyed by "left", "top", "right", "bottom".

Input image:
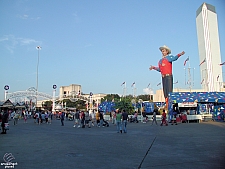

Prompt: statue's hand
[
  {"left": 180, "top": 51, "right": 185, "bottom": 55},
  {"left": 149, "top": 65, "right": 154, "bottom": 70}
]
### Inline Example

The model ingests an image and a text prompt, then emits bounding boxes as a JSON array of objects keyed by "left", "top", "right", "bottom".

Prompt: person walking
[
  {"left": 85, "top": 111, "right": 91, "bottom": 128},
  {"left": 99, "top": 112, "right": 104, "bottom": 127},
  {"left": 116, "top": 110, "right": 122, "bottom": 133},
  {"left": 35, "top": 111, "right": 40, "bottom": 125},
  {"left": 60, "top": 111, "right": 65, "bottom": 126},
  {"left": 1, "top": 109, "right": 9, "bottom": 134},
  {"left": 122, "top": 109, "right": 128, "bottom": 133},
  {"left": 160, "top": 110, "right": 168, "bottom": 126},
  {"left": 80, "top": 111, "right": 85, "bottom": 128},
  {"left": 48, "top": 111, "right": 52, "bottom": 124},
  {"left": 74, "top": 110, "right": 80, "bottom": 128},
  {"left": 111, "top": 111, "right": 115, "bottom": 124},
  {"left": 24, "top": 114, "right": 27, "bottom": 123},
  {"left": 152, "top": 110, "right": 158, "bottom": 125},
  {"left": 95, "top": 111, "right": 100, "bottom": 127},
  {"left": 89, "top": 110, "right": 95, "bottom": 127},
  {"left": 13, "top": 112, "right": 19, "bottom": 125}
]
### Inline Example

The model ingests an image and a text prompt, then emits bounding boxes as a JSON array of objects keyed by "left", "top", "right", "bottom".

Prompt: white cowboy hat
[{"left": 159, "top": 45, "right": 171, "bottom": 54}]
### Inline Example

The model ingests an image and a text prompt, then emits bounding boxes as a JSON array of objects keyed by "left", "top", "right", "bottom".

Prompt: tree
[
  {"left": 136, "top": 94, "right": 151, "bottom": 101},
  {"left": 101, "top": 94, "right": 120, "bottom": 102},
  {"left": 54, "top": 99, "right": 87, "bottom": 110},
  {"left": 114, "top": 97, "right": 134, "bottom": 114},
  {"left": 42, "top": 100, "right": 53, "bottom": 111}
]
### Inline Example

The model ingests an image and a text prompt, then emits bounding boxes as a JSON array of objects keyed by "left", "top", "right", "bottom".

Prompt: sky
[{"left": 0, "top": 0, "right": 225, "bottom": 101}]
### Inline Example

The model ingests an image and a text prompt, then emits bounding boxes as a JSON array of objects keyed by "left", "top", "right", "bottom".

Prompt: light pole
[
  {"left": 138, "top": 99, "right": 143, "bottom": 122},
  {"left": 147, "top": 83, "right": 152, "bottom": 101},
  {"left": 4, "top": 85, "right": 9, "bottom": 101},
  {"left": 36, "top": 46, "right": 41, "bottom": 109},
  {"left": 52, "top": 85, "right": 57, "bottom": 113}
]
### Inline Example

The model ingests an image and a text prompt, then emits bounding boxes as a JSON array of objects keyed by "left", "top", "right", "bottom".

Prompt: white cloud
[
  {"left": 0, "top": 35, "right": 41, "bottom": 53},
  {"left": 0, "top": 37, "right": 9, "bottom": 42},
  {"left": 17, "top": 14, "right": 40, "bottom": 20},
  {"left": 72, "top": 12, "right": 80, "bottom": 23},
  {"left": 19, "top": 38, "right": 39, "bottom": 45},
  {"left": 17, "top": 14, "right": 29, "bottom": 19},
  {"left": 143, "top": 88, "right": 154, "bottom": 95}
]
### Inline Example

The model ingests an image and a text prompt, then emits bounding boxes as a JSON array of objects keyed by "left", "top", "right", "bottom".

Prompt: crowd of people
[{"left": 1, "top": 107, "right": 171, "bottom": 135}]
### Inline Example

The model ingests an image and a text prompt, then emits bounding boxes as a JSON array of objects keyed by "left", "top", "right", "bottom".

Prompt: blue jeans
[
  {"left": 116, "top": 120, "right": 122, "bottom": 132},
  {"left": 162, "top": 75, "right": 173, "bottom": 99},
  {"left": 122, "top": 120, "right": 127, "bottom": 133},
  {"left": 100, "top": 119, "right": 103, "bottom": 127}
]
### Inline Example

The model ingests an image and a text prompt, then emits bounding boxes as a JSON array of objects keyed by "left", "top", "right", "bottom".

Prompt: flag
[
  {"left": 184, "top": 57, "right": 189, "bottom": 66},
  {"left": 157, "top": 82, "right": 161, "bottom": 86},
  {"left": 199, "top": 59, "right": 206, "bottom": 66},
  {"left": 121, "top": 82, "right": 125, "bottom": 86},
  {"left": 201, "top": 79, "right": 204, "bottom": 84},
  {"left": 173, "top": 80, "right": 178, "bottom": 84},
  {"left": 131, "top": 82, "right": 135, "bottom": 87},
  {"left": 219, "top": 62, "right": 225, "bottom": 66},
  {"left": 217, "top": 75, "right": 219, "bottom": 81}
]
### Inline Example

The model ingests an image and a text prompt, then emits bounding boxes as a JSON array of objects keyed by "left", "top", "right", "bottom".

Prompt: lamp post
[
  {"left": 4, "top": 85, "right": 9, "bottom": 101},
  {"left": 52, "top": 85, "right": 57, "bottom": 113},
  {"left": 36, "top": 46, "right": 41, "bottom": 110},
  {"left": 90, "top": 92, "right": 93, "bottom": 111},
  {"left": 138, "top": 99, "right": 143, "bottom": 122}
]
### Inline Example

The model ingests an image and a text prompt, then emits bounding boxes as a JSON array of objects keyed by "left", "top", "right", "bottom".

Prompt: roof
[
  {"left": 168, "top": 92, "right": 225, "bottom": 104},
  {"left": 196, "top": 3, "right": 216, "bottom": 17}
]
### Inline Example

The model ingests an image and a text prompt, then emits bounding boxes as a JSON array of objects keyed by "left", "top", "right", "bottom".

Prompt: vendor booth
[{"left": 168, "top": 92, "right": 225, "bottom": 122}]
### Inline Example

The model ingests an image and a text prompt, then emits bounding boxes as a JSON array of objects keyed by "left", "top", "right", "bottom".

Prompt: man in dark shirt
[
  {"left": 60, "top": 111, "right": 65, "bottom": 126},
  {"left": 1, "top": 109, "right": 9, "bottom": 134},
  {"left": 122, "top": 110, "right": 128, "bottom": 133}
]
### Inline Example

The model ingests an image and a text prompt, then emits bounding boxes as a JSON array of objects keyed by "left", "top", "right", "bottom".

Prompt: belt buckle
[{"left": 162, "top": 74, "right": 170, "bottom": 77}]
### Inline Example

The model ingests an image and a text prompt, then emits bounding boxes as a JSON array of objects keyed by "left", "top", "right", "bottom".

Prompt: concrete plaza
[{"left": 0, "top": 118, "right": 225, "bottom": 169}]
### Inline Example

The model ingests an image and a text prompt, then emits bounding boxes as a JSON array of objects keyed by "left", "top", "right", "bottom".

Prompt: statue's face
[{"left": 161, "top": 49, "right": 169, "bottom": 56}]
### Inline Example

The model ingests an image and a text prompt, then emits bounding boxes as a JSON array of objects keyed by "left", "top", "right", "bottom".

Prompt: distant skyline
[{"left": 0, "top": 0, "right": 225, "bottom": 101}]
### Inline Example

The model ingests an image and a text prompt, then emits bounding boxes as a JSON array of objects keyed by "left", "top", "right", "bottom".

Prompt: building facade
[
  {"left": 196, "top": 3, "right": 223, "bottom": 92},
  {"left": 59, "top": 84, "right": 82, "bottom": 100}
]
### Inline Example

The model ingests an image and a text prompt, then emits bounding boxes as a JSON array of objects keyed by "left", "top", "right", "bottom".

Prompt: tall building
[{"left": 196, "top": 3, "right": 223, "bottom": 92}]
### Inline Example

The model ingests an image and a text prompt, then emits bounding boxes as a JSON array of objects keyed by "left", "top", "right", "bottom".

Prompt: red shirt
[{"left": 153, "top": 54, "right": 181, "bottom": 75}]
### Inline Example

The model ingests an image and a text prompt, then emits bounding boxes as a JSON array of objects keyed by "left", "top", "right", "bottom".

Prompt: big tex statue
[{"left": 149, "top": 45, "right": 185, "bottom": 108}]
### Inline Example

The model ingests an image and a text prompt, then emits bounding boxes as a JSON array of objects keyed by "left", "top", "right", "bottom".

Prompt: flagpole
[{"left": 124, "top": 82, "right": 126, "bottom": 97}]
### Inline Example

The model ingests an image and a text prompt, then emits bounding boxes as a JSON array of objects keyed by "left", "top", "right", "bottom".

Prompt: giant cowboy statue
[{"left": 149, "top": 45, "right": 185, "bottom": 108}]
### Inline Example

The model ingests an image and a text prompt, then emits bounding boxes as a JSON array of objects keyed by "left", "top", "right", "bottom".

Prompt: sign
[
  {"left": 178, "top": 102, "right": 197, "bottom": 107},
  {"left": 4, "top": 85, "right": 9, "bottom": 90},
  {"left": 53, "top": 85, "right": 57, "bottom": 89},
  {"left": 7, "top": 91, "right": 52, "bottom": 99}
]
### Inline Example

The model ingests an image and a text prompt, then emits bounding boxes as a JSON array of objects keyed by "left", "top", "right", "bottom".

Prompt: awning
[{"left": 169, "top": 92, "right": 225, "bottom": 104}]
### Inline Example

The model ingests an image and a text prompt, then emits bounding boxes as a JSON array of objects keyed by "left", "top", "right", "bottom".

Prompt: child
[
  {"left": 160, "top": 110, "right": 168, "bottom": 126},
  {"left": 24, "top": 114, "right": 27, "bottom": 123},
  {"left": 149, "top": 45, "right": 185, "bottom": 107}
]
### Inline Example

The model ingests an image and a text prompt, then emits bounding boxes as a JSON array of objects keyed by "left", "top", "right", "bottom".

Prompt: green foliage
[
  {"left": 42, "top": 100, "right": 52, "bottom": 110},
  {"left": 136, "top": 94, "right": 151, "bottom": 101},
  {"left": 114, "top": 97, "right": 134, "bottom": 114},
  {"left": 62, "top": 99, "right": 86, "bottom": 110},
  {"left": 101, "top": 94, "right": 120, "bottom": 102}
]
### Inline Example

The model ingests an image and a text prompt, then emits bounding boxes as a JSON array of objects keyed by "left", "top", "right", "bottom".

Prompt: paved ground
[{"left": 0, "top": 118, "right": 225, "bottom": 169}]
